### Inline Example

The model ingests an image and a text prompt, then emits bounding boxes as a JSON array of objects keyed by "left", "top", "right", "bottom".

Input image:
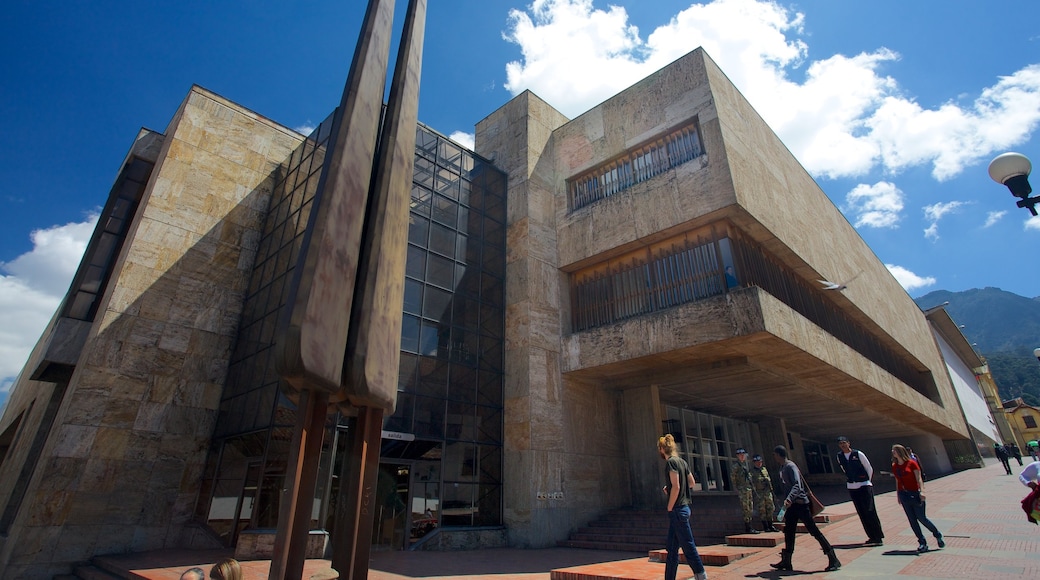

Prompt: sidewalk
[{"left": 111, "top": 458, "right": 1040, "bottom": 579}]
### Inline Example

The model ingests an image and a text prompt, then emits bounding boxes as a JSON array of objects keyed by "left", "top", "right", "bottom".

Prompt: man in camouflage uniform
[
  {"left": 731, "top": 448, "right": 759, "bottom": 534},
  {"left": 752, "top": 454, "right": 779, "bottom": 532}
]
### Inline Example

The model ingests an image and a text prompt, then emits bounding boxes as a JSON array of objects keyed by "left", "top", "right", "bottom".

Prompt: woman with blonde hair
[
  {"left": 658, "top": 433, "right": 708, "bottom": 580},
  {"left": 891, "top": 444, "right": 944, "bottom": 552},
  {"left": 209, "top": 557, "right": 242, "bottom": 580}
]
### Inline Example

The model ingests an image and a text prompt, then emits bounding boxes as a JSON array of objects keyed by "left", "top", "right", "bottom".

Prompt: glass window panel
[
  {"left": 453, "top": 264, "right": 469, "bottom": 293},
  {"left": 459, "top": 178, "right": 471, "bottom": 207},
  {"left": 480, "top": 273, "right": 503, "bottom": 307},
  {"left": 403, "top": 279, "right": 423, "bottom": 315},
  {"left": 414, "top": 157, "right": 435, "bottom": 189},
  {"left": 89, "top": 232, "right": 119, "bottom": 268},
  {"left": 406, "top": 245, "right": 427, "bottom": 280},
  {"left": 482, "top": 245, "right": 504, "bottom": 277},
  {"left": 453, "top": 297, "right": 479, "bottom": 331},
  {"left": 422, "top": 285, "right": 452, "bottom": 322},
  {"left": 438, "top": 140, "right": 463, "bottom": 173},
  {"left": 478, "top": 337, "right": 503, "bottom": 373},
  {"left": 476, "top": 406, "right": 502, "bottom": 444},
  {"left": 446, "top": 401, "right": 475, "bottom": 441},
  {"left": 455, "top": 233, "right": 469, "bottom": 264},
  {"left": 483, "top": 217, "right": 505, "bottom": 248},
  {"left": 419, "top": 319, "right": 443, "bottom": 357},
  {"left": 408, "top": 213, "right": 430, "bottom": 247},
  {"left": 431, "top": 194, "right": 458, "bottom": 228},
  {"left": 411, "top": 184, "right": 433, "bottom": 217},
  {"left": 401, "top": 314, "right": 420, "bottom": 353},
  {"left": 464, "top": 238, "right": 481, "bottom": 266},
  {"left": 436, "top": 168, "right": 460, "bottom": 200},
  {"left": 449, "top": 364, "right": 476, "bottom": 403},
  {"left": 426, "top": 253, "right": 454, "bottom": 290},
  {"left": 484, "top": 191, "right": 505, "bottom": 225},
  {"left": 414, "top": 395, "right": 445, "bottom": 439},
  {"left": 66, "top": 291, "right": 96, "bottom": 321},
  {"left": 428, "top": 222, "right": 456, "bottom": 258},
  {"left": 477, "top": 371, "right": 502, "bottom": 407},
  {"left": 398, "top": 352, "right": 419, "bottom": 392},
  {"left": 383, "top": 392, "right": 414, "bottom": 434},
  {"left": 80, "top": 264, "right": 105, "bottom": 293}
]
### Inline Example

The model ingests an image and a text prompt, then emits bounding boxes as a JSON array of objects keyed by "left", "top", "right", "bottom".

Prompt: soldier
[
  {"left": 751, "top": 454, "right": 779, "bottom": 532},
  {"left": 731, "top": 448, "right": 759, "bottom": 534}
]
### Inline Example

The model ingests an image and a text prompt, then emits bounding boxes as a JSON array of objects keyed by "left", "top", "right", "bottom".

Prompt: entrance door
[
  {"left": 409, "top": 461, "right": 440, "bottom": 544},
  {"left": 372, "top": 463, "right": 410, "bottom": 550}
]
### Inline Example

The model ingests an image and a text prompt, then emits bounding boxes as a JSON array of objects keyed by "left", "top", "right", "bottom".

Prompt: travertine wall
[
  {"left": 476, "top": 92, "right": 631, "bottom": 547},
  {"left": 0, "top": 87, "right": 302, "bottom": 578}
]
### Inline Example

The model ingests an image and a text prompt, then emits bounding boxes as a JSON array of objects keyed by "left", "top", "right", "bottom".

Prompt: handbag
[
  {"left": 809, "top": 492, "right": 825, "bottom": 516},
  {"left": 802, "top": 479, "right": 825, "bottom": 516}
]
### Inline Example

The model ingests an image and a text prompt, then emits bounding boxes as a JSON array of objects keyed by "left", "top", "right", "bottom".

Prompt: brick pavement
[{"left": 106, "top": 457, "right": 1040, "bottom": 579}]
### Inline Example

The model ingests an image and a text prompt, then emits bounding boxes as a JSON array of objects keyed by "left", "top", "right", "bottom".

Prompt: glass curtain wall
[
  {"left": 663, "top": 405, "right": 754, "bottom": 492},
  {"left": 195, "top": 115, "right": 506, "bottom": 545}
]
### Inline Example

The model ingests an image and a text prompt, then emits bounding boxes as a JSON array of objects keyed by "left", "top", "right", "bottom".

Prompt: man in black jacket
[{"left": 836, "top": 436, "right": 884, "bottom": 546}]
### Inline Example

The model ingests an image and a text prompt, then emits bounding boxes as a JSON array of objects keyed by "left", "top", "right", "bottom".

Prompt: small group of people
[
  {"left": 657, "top": 433, "right": 950, "bottom": 576},
  {"left": 180, "top": 557, "right": 241, "bottom": 580},
  {"left": 994, "top": 441, "right": 1024, "bottom": 475}
]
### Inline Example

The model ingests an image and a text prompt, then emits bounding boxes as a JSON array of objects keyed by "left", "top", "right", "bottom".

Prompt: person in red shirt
[{"left": 891, "top": 444, "right": 945, "bottom": 552}]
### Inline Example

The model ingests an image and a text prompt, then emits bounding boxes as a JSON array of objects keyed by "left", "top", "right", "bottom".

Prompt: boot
[
  {"left": 762, "top": 519, "right": 779, "bottom": 532},
  {"left": 744, "top": 521, "right": 761, "bottom": 534},
  {"left": 770, "top": 549, "right": 793, "bottom": 571},
  {"left": 824, "top": 548, "right": 841, "bottom": 572}
]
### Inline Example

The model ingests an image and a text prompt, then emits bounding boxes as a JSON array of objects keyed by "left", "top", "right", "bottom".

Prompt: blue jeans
[
  {"left": 666, "top": 505, "right": 705, "bottom": 580},
  {"left": 898, "top": 490, "right": 941, "bottom": 543}
]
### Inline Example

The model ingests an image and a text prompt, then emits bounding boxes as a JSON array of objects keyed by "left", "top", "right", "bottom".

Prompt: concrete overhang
[{"left": 561, "top": 287, "right": 967, "bottom": 442}]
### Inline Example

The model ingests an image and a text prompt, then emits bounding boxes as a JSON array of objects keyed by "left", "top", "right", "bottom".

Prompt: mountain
[{"left": 915, "top": 288, "right": 1040, "bottom": 406}]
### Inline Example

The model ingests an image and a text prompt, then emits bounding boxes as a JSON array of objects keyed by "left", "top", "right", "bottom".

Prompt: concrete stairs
[{"left": 556, "top": 507, "right": 855, "bottom": 577}]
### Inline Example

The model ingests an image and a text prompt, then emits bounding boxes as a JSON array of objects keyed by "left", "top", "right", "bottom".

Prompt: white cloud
[
  {"left": 983, "top": 210, "right": 1007, "bottom": 227},
  {"left": 500, "top": 0, "right": 1040, "bottom": 181},
  {"left": 0, "top": 215, "right": 96, "bottom": 392},
  {"left": 448, "top": 131, "right": 475, "bottom": 151},
  {"left": 845, "top": 181, "right": 904, "bottom": 228},
  {"left": 1026, "top": 214, "right": 1040, "bottom": 231},
  {"left": 885, "top": 263, "right": 936, "bottom": 292},
  {"left": 922, "top": 201, "right": 967, "bottom": 240}
]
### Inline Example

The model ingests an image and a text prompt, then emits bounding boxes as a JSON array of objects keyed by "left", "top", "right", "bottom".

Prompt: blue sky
[{"left": 2, "top": 0, "right": 1039, "bottom": 397}]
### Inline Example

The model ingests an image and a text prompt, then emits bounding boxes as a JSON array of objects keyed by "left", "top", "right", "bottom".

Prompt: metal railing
[
  {"left": 568, "top": 123, "right": 703, "bottom": 210},
  {"left": 569, "top": 233, "right": 939, "bottom": 401}
]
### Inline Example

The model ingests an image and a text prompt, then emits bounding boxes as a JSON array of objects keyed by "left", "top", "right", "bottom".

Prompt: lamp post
[
  {"left": 988, "top": 152, "right": 1039, "bottom": 216},
  {"left": 1033, "top": 347, "right": 1040, "bottom": 364}
]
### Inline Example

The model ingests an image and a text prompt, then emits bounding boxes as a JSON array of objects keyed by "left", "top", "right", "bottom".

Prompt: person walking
[
  {"left": 1020, "top": 459, "right": 1040, "bottom": 489},
  {"left": 770, "top": 445, "right": 841, "bottom": 572},
  {"left": 751, "top": 453, "right": 779, "bottom": 532},
  {"left": 1009, "top": 443, "right": 1024, "bottom": 466},
  {"left": 658, "top": 434, "right": 708, "bottom": 580},
  {"left": 835, "top": 436, "right": 885, "bottom": 546},
  {"left": 891, "top": 444, "right": 944, "bottom": 552},
  {"left": 731, "top": 448, "right": 759, "bottom": 533},
  {"left": 1027, "top": 440, "right": 1039, "bottom": 462},
  {"left": 995, "top": 443, "right": 1013, "bottom": 475}
]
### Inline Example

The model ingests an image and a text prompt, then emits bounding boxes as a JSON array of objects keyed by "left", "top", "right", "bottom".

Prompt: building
[
  {"left": 0, "top": 47, "right": 980, "bottom": 577},
  {"left": 1003, "top": 398, "right": 1040, "bottom": 451},
  {"left": 921, "top": 304, "right": 1002, "bottom": 459},
  {"left": 475, "top": 48, "right": 973, "bottom": 547}
]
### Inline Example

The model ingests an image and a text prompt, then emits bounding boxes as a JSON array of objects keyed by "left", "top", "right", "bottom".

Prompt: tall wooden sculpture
[{"left": 271, "top": 0, "right": 426, "bottom": 578}]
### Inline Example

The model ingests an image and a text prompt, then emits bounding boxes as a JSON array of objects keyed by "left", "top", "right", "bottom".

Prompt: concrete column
[{"left": 623, "top": 386, "right": 663, "bottom": 510}]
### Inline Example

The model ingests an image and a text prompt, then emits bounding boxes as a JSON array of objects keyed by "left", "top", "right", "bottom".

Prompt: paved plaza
[{"left": 106, "top": 457, "right": 1040, "bottom": 579}]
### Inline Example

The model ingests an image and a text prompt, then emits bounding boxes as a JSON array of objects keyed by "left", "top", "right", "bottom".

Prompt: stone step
[
  {"left": 725, "top": 531, "right": 784, "bottom": 547},
  {"left": 647, "top": 544, "right": 763, "bottom": 566}
]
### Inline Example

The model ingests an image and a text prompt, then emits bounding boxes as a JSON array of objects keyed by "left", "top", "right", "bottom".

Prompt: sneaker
[
  {"left": 864, "top": 538, "right": 884, "bottom": 547},
  {"left": 917, "top": 542, "right": 928, "bottom": 553},
  {"left": 936, "top": 536, "right": 945, "bottom": 549},
  {"left": 694, "top": 571, "right": 709, "bottom": 580}
]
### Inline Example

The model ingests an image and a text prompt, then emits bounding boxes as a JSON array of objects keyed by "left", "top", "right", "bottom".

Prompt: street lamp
[
  {"left": 1034, "top": 347, "right": 1040, "bottom": 364},
  {"left": 988, "top": 152, "right": 1039, "bottom": 216}
]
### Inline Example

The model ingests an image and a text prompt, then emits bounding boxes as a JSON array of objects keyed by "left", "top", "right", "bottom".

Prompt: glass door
[
  {"left": 373, "top": 462, "right": 410, "bottom": 550},
  {"left": 409, "top": 461, "right": 440, "bottom": 544}
]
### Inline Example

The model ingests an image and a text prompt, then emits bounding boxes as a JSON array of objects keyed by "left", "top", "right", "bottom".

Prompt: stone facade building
[{"left": 0, "top": 48, "right": 983, "bottom": 577}]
